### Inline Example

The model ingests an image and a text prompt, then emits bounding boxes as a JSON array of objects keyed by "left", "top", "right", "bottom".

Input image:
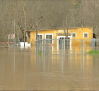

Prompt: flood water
[{"left": 0, "top": 47, "right": 99, "bottom": 90}]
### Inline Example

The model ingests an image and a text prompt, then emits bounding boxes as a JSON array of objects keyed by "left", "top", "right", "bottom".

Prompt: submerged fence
[
  {"left": 0, "top": 38, "right": 98, "bottom": 54},
  {"left": 35, "top": 38, "right": 98, "bottom": 55},
  {"left": 34, "top": 39, "right": 98, "bottom": 63}
]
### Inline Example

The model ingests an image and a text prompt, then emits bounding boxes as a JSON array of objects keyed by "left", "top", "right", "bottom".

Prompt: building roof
[{"left": 26, "top": 27, "right": 93, "bottom": 32}]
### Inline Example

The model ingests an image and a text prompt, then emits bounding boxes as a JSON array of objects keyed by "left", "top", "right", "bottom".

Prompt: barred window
[
  {"left": 37, "top": 35, "right": 42, "bottom": 40},
  {"left": 72, "top": 33, "right": 77, "bottom": 37},
  {"left": 46, "top": 34, "right": 53, "bottom": 44},
  {"left": 83, "top": 33, "right": 88, "bottom": 38},
  {"left": 37, "top": 34, "right": 43, "bottom": 44}
]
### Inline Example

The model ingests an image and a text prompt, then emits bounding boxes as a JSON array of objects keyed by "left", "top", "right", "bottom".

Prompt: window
[
  {"left": 36, "top": 34, "right": 43, "bottom": 44},
  {"left": 45, "top": 34, "right": 53, "bottom": 44},
  {"left": 83, "top": 33, "right": 88, "bottom": 38},
  {"left": 72, "top": 33, "right": 77, "bottom": 37},
  {"left": 37, "top": 35, "right": 42, "bottom": 40}
]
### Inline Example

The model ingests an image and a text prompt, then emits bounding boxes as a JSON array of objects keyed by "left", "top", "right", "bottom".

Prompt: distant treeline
[{"left": 0, "top": 0, "right": 99, "bottom": 41}]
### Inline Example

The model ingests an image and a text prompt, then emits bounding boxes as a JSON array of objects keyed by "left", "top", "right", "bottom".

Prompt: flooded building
[{"left": 26, "top": 27, "right": 93, "bottom": 47}]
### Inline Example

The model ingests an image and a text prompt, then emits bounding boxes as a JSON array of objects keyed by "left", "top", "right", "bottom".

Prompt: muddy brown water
[{"left": 0, "top": 47, "right": 99, "bottom": 90}]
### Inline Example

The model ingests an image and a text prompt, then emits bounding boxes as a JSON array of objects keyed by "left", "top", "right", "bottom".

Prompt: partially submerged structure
[{"left": 26, "top": 27, "right": 93, "bottom": 47}]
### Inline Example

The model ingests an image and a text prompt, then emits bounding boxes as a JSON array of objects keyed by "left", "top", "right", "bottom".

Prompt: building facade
[{"left": 27, "top": 27, "right": 93, "bottom": 47}]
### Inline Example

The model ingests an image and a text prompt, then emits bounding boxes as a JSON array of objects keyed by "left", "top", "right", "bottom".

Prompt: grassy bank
[{"left": 87, "top": 50, "right": 99, "bottom": 54}]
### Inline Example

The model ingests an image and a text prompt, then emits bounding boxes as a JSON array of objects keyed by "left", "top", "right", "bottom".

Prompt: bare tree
[{"left": 2, "top": 0, "right": 99, "bottom": 43}]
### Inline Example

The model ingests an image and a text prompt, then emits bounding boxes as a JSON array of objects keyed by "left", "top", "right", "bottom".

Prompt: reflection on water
[{"left": 0, "top": 47, "right": 99, "bottom": 90}]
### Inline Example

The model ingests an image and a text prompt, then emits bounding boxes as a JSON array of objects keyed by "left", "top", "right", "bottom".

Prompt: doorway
[{"left": 57, "top": 36, "right": 72, "bottom": 49}]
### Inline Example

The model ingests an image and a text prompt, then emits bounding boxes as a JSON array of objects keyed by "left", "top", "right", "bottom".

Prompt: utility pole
[{"left": 23, "top": 7, "right": 26, "bottom": 48}]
